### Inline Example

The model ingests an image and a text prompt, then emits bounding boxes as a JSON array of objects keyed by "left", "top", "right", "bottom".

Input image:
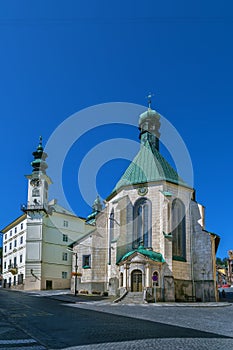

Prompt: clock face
[
  {"left": 138, "top": 186, "right": 148, "bottom": 196},
  {"left": 30, "top": 178, "right": 42, "bottom": 187}
]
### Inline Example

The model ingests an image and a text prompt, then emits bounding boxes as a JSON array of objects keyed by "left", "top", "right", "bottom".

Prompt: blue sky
[{"left": 0, "top": 1, "right": 232, "bottom": 258}]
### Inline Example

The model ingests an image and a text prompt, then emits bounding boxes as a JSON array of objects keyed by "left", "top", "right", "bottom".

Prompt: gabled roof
[
  {"left": 117, "top": 245, "right": 165, "bottom": 264},
  {"left": 110, "top": 139, "right": 190, "bottom": 196}
]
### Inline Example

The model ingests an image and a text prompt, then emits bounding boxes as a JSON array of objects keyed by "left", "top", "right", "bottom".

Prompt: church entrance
[{"left": 131, "top": 270, "right": 142, "bottom": 292}]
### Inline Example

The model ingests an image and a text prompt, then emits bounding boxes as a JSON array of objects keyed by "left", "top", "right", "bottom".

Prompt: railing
[{"left": 21, "top": 204, "right": 48, "bottom": 213}]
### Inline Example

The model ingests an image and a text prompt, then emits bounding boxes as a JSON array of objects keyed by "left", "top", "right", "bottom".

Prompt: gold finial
[{"left": 146, "top": 92, "right": 154, "bottom": 109}]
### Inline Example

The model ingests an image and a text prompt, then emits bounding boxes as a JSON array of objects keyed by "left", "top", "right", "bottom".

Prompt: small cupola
[{"left": 86, "top": 195, "right": 103, "bottom": 225}]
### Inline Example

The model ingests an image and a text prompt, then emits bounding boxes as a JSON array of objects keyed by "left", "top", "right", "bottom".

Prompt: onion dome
[
  {"left": 31, "top": 136, "right": 48, "bottom": 174},
  {"left": 139, "top": 107, "right": 161, "bottom": 151}
]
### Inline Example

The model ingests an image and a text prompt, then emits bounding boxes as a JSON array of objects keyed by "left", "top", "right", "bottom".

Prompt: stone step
[{"left": 119, "top": 292, "right": 144, "bottom": 304}]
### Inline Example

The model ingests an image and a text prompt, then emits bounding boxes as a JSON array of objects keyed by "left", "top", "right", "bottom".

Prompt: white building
[{"left": 2, "top": 138, "right": 92, "bottom": 290}]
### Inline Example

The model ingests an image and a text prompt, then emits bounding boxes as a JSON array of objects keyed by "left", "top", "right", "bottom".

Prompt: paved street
[{"left": 0, "top": 289, "right": 232, "bottom": 349}]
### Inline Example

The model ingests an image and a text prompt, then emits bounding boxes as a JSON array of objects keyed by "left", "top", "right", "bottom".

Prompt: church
[
  {"left": 70, "top": 104, "right": 220, "bottom": 302},
  {"left": 2, "top": 102, "right": 220, "bottom": 302}
]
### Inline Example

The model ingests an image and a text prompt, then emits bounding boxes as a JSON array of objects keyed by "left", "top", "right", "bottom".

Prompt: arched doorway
[{"left": 131, "top": 270, "right": 142, "bottom": 292}]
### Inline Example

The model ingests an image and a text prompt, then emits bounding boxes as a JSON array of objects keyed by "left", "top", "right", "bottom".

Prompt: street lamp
[{"left": 67, "top": 247, "right": 78, "bottom": 296}]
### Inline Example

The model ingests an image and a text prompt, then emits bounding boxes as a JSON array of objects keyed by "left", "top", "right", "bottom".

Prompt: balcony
[{"left": 21, "top": 203, "right": 48, "bottom": 214}]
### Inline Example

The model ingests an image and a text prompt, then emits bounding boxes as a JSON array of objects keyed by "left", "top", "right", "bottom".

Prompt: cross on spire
[{"left": 146, "top": 92, "right": 154, "bottom": 109}]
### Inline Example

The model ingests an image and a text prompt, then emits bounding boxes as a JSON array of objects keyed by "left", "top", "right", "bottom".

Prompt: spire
[
  {"left": 86, "top": 195, "right": 103, "bottom": 225},
  {"left": 147, "top": 92, "right": 154, "bottom": 109},
  {"left": 92, "top": 195, "right": 103, "bottom": 212},
  {"left": 31, "top": 136, "right": 48, "bottom": 174},
  {"left": 139, "top": 93, "right": 161, "bottom": 151}
]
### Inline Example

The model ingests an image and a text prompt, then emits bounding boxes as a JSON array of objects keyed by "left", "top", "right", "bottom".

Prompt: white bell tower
[
  {"left": 22, "top": 136, "right": 52, "bottom": 290},
  {"left": 25, "top": 136, "right": 52, "bottom": 213}
]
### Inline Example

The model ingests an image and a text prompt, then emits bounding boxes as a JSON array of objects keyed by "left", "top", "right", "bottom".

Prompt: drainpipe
[{"left": 190, "top": 202, "right": 195, "bottom": 300}]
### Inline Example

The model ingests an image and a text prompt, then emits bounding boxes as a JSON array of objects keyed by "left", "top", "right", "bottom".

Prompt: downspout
[{"left": 190, "top": 202, "right": 195, "bottom": 300}]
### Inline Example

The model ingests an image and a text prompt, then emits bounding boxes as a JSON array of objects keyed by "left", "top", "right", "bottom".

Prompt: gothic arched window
[
  {"left": 172, "top": 199, "right": 186, "bottom": 260},
  {"left": 133, "top": 198, "right": 152, "bottom": 248},
  {"left": 120, "top": 272, "right": 123, "bottom": 287}
]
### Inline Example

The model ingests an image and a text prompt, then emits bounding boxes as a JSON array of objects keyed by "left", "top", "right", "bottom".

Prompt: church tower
[
  {"left": 25, "top": 136, "right": 52, "bottom": 213},
  {"left": 22, "top": 137, "right": 52, "bottom": 290}
]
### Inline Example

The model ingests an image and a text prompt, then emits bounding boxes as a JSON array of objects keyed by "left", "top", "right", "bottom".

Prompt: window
[
  {"left": 62, "top": 272, "right": 68, "bottom": 279},
  {"left": 4, "top": 262, "right": 6, "bottom": 270},
  {"left": 20, "top": 236, "right": 23, "bottom": 244},
  {"left": 63, "top": 220, "right": 68, "bottom": 227},
  {"left": 133, "top": 198, "right": 152, "bottom": 248},
  {"left": 9, "top": 242, "right": 12, "bottom": 250},
  {"left": 21, "top": 223, "right": 23, "bottom": 230},
  {"left": 20, "top": 255, "right": 23, "bottom": 263},
  {"left": 32, "top": 188, "right": 40, "bottom": 197},
  {"left": 18, "top": 274, "right": 24, "bottom": 285},
  {"left": 172, "top": 199, "right": 186, "bottom": 261},
  {"left": 63, "top": 234, "right": 68, "bottom": 242},
  {"left": 5, "top": 234, "right": 7, "bottom": 240},
  {"left": 82, "top": 255, "right": 91, "bottom": 268},
  {"left": 14, "top": 227, "right": 17, "bottom": 234},
  {"left": 4, "top": 246, "right": 7, "bottom": 253},
  {"left": 10, "top": 230, "right": 12, "bottom": 236},
  {"left": 62, "top": 252, "right": 68, "bottom": 261},
  {"left": 120, "top": 272, "right": 123, "bottom": 287},
  {"left": 13, "top": 257, "right": 17, "bottom": 267},
  {"left": 14, "top": 239, "right": 17, "bottom": 248}
]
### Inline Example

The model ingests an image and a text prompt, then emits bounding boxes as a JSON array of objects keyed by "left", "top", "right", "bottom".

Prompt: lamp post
[{"left": 67, "top": 248, "right": 78, "bottom": 296}]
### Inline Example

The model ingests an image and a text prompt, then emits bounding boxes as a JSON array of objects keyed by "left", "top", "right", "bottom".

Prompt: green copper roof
[
  {"left": 111, "top": 139, "right": 189, "bottom": 194},
  {"left": 117, "top": 245, "right": 165, "bottom": 264},
  {"left": 31, "top": 136, "right": 48, "bottom": 174}
]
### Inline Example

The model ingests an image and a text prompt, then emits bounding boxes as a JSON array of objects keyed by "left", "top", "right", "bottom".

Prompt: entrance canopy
[{"left": 117, "top": 244, "right": 165, "bottom": 264}]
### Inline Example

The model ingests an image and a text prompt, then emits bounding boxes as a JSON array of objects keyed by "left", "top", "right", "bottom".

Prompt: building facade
[
  {"left": 2, "top": 138, "right": 92, "bottom": 290},
  {"left": 71, "top": 105, "right": 220, "bottom": 302}
]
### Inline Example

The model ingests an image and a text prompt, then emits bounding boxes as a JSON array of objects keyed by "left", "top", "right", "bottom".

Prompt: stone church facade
[{"left": 71, "top": 106, "right": 220, "bottom": 302}]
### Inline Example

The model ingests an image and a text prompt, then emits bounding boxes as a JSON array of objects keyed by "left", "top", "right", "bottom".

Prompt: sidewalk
[{"left": 21, "top": 289, "right": 232, "bottom": 307}]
